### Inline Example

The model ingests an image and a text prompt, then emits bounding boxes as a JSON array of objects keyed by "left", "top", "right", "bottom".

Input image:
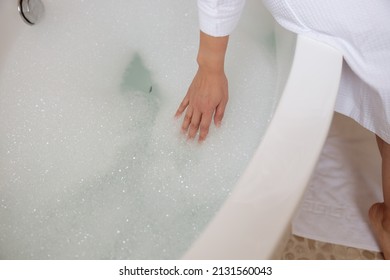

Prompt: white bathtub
[{"left": 0, "top": 0, "right": 342, "bottom": 259}]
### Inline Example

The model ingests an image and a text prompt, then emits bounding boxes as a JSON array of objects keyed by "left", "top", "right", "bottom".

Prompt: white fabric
[
  {"left": 293, "top": 113, "right": 383, "bottom": 252},
  {"left": 262, "top": 0, "right": 390, "bottom": 144},
  {"left": 197, "top": 0, "right": 246, "bottom": 36}
]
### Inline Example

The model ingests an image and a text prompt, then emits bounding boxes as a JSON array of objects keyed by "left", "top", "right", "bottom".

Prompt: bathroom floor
[
  {"left": 279, "top": 113, "right": 385, "bottom": 260},
  {"left": 280, "top": 234, "right": 384, "bottom": 260}
]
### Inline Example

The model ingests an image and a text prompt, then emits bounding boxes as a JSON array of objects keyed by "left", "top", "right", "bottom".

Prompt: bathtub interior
[{"left": 0, "top": 0, "right": 289, "bottom": 259}]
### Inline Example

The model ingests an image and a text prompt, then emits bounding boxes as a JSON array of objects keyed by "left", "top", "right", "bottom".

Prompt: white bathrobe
[{"left": 197, "top": 0, "right": 390, "bottom": 144}]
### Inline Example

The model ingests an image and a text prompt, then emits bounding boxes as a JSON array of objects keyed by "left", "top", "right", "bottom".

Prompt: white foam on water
[{"left": 0, "top": 0, "right": 278, "bottom": 259}]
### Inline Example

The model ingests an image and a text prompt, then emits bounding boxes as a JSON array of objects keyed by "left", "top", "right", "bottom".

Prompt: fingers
[
  {"left": 175, "top": 95, "right": 189, "bottom": 119},
  {"left": 181, "top": 106, "right": 193, "bottom": 133},
  {"left": 181, "top": 110, "right": 213, "bottom": 142},
  {"left": 187, "top": 111, "right": 201, "bottom": 140},
  {"left": 176, "top": 98, "right": 226, "bottom": 142},
  {"left": 214, "top": 99, "right": 227, "bottom": 128},
  {"left": 199, "top": 113, "right": 212, "bottom": 142}
]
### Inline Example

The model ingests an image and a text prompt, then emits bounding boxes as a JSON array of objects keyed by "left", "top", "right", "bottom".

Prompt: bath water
[{"left": 0, "top": 0, "right": 278, "bottom": 259}]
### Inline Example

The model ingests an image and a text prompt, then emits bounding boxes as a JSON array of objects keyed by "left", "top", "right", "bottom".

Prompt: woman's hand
[
  {"left": 175, "top": 67, "right": 228, "bottom": 142},
  {"left": 175, "top": 31, "right": 229, "bottom": 142}
]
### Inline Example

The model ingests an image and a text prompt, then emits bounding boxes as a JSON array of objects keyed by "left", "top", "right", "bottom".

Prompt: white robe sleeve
[{"left": 197, "top": 0, "right": 246, "bottom": 37}]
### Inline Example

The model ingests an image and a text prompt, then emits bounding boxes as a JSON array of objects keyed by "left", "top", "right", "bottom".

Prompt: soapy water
[{"left": 0, "top": 0, "right": 278, "bottom": 259}]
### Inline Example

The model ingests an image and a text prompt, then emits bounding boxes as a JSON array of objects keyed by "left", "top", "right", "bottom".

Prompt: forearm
[{"left": 197, "top": 31, "right": 229, "bottom": 74}]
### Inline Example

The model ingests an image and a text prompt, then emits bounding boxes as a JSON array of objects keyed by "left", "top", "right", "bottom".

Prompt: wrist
[
  {"left": 196, "top": 55, "right": 225, "bottom": 75},
  {"left": 196, "top": 31, "right": 229, "bottom": 74}
]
